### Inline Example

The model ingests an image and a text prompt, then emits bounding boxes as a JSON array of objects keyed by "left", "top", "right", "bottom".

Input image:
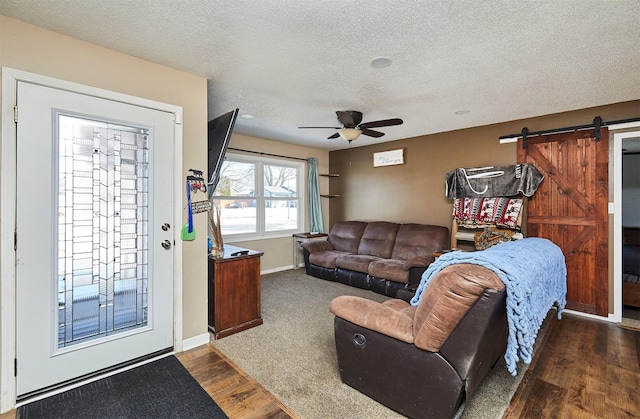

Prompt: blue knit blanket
[{"left": 410, "top": 238, "right": 566, "bottom": 375}]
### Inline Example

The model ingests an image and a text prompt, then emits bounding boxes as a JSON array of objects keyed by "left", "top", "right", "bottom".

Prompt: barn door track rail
[{"left": 500, "top": 116, "right": 640, "bottom": 149}]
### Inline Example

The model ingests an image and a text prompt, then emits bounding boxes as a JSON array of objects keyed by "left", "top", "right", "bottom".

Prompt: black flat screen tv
[{"left": 207, "top": 108, "right": 239, "bottom": 191}]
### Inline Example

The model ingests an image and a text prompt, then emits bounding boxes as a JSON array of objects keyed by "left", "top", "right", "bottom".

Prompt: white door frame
[
  {"left": 1, "top": 67, "right": 184, "bottom": 412},
  {"left": 610, "top": 122, "right": 640, "bottom": 323}
]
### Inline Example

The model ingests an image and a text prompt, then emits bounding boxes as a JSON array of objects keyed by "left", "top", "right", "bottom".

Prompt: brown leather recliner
[{"left": 329, "top": 264, "right": 508, "bottom": 419}]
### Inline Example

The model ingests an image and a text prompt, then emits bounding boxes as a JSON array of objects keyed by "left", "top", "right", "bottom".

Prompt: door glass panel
[{"left": 57, "top": 115, "right": 149, "bottom": 348}]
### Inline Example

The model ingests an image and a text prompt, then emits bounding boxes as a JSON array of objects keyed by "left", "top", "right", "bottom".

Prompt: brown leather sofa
[
  {"left": 300, "top": 221, "right": 449, "bottom": 298},
  {"left": 329, "top": 264, "right": 508, "bottom": 418}
]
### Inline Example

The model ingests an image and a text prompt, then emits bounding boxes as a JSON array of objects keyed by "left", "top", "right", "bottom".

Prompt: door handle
[{"left": 161, "top": 240, "right": 172, "bottom": 250}]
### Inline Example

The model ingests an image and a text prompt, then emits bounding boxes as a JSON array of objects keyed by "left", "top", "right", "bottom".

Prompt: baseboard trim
[
  {"left": 261, "top": 265, "right": 297, "bottom": 275},
  {"left": 182, "top": 333, "right": 210, "bottom": 351},
  {"left": 563, "top": 308, "right": 612, "bottom": 322}
]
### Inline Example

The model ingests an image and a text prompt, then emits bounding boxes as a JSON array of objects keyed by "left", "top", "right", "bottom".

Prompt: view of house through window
[{"left": 212, "top": 154, "right": 303, "bottom": 238}]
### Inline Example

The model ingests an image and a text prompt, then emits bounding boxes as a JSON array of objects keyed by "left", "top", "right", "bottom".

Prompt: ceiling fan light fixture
[{"left": 338, "top": 128, "right": 362, "bottom": 141}]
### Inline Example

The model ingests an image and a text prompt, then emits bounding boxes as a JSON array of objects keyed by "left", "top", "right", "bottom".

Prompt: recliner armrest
[
  {"left": 329, "top": 296, "right": 416, "bottom": 343},
  {"left": 300, "top": 240, "right": 333, "bottom": 253}
]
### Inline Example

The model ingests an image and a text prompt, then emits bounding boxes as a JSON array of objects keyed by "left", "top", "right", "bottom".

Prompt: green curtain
[{"left": 307, "top": 158, "right": 324, "bottom": 233}]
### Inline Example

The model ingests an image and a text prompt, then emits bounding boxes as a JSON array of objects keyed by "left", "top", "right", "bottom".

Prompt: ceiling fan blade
[
  {"left": 358, "top": 118, "right": 404, "bottom": 129},
  {"left": 336, "top": 111, "right": 363, "bottom": 128},
  {"left": 298, "top": 126, "right": 341, "bottom": 129},
  {"left": 361, "top": 128, "right": 385, "bottom": 138},
  {"left": 327, "top": 132, "right": 340, "bottom": 139}
]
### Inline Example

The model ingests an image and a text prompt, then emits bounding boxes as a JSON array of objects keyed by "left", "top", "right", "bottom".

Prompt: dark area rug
[{"left": 17, "top": 355, "right": 227, "bottom": 419}]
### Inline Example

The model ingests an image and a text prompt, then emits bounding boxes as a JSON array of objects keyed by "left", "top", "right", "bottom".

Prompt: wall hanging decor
[{"left": 373, "top": 148, "right": 404, "bottom": 167}]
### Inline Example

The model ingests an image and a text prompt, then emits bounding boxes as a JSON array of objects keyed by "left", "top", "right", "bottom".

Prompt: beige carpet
[{"left": 210, "top": 269, "right": 545, "bottom": 419}]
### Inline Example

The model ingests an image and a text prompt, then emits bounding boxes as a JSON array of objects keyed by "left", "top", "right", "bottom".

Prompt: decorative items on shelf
[
  {"left": 474, "top": 227, "right": 519, "bottom": 250},
  {"left": 445, "top": 164, "right": 543, "bottom": 250},
  {"left": 208, "top": 200, "right": 224, "bottom": 259}
]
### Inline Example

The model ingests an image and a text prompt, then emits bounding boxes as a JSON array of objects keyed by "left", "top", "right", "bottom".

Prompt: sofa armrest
[
  {"left": 300, "top": 240, "right": 333, "bottom": 253},
  {"left": 329, "top": 296, "right": 416, "bottom": 343},
  {"left": 396, "top": 288, "right": 416, "bottom": 302},
  {"left": 408, "top": 267, "right": 427, "bottom": 289},
  {"left": 403, "top": 255, "right": 436, "bottom": 289},
  {"left": 401, "top": 255, "right": 435, "bottom": 270}
]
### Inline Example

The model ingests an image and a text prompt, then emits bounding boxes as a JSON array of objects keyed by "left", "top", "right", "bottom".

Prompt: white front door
[{"left": 15, "top": 81, "right": 175, "bottom": 397}]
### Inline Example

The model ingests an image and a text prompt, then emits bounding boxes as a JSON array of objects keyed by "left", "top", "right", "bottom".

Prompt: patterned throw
[
  {"left": 410, "top": 238, "right": 567, "bottom": 375},
  {"left": 452, "top": 197, "right": 523, "bottom": 229}
]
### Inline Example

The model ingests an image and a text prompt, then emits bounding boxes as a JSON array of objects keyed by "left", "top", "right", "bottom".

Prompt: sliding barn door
[{"left": 518, "top": 129, "right": 609, "bottom": 316}]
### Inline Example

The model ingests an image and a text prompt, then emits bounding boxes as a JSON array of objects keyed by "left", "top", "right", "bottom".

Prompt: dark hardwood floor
[
  {"left": 504, "top": 313, "right": 640, "bottom": 418},
  {"left": 2, "top": 313, "right": 638, "bottom": 418},
  {"left": 176, "top": 343, "right": 296, "bottom": 418}
]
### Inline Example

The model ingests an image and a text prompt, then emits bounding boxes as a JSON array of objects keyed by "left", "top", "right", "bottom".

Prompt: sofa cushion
[
  {"left": 309, "top": 250, "right": 352, "bottom": 269},
  {"left": 368, "top": 259, "right": 410, "bottom": 284},
  {"left": 330, "top": 296, "right": 416, "bottom": 343},
  {"left": 357, "top": 222, "right": 400, "bottom": 258},
  {"left": 336, "top": 254, "right": 381, "bottom": 274},
  {"left": 328, "top": 221, "right": 368, "bottom": 253},
  {"left": 391, "top": 223, "right": 449, "bottom": 261},
  {"left": 413, "top": 264, "right": 504, "bottom": 352}
]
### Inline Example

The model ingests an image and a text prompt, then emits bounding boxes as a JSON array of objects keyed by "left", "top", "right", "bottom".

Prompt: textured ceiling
[{"left": 1, "top": 1, "right": 639, "bottom": 150}]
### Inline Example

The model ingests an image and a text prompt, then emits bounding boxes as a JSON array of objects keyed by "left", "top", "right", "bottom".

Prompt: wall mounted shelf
[{"left": 319, "top": 173, "right": 339, "bottom": 197}]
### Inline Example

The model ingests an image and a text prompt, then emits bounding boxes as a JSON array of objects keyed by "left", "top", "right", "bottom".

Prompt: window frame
[{"left": 212, "top": 152, "right": 305, "bottom": 241}]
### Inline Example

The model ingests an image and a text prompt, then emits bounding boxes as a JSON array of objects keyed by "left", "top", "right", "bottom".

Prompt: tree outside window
[{"left": 211, "top": 154, "right": 303, "bottom": 238}]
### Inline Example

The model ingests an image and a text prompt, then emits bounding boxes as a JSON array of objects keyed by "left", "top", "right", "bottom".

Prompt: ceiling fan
[{"left": 299, "top": 110, "right": 403, "bottom": 142}]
